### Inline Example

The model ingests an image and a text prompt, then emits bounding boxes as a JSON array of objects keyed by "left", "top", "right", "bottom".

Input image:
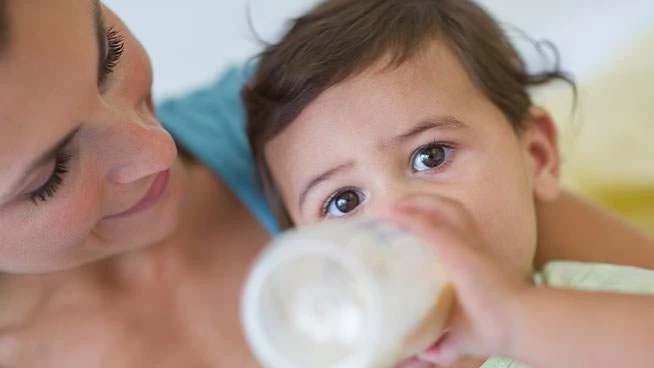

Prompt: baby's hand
[{"left": 389, "top": 195, "right": 531, "bottom": 366}]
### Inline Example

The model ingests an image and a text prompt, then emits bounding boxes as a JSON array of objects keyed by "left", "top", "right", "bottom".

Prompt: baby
[{"left": 244, "top": 0, "right": 654, "bottom": 367}]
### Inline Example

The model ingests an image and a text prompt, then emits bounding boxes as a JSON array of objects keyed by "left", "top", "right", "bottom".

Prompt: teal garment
[
  {"left": 157, "top": 65, "right": 279, "bottom": 235},
  {"left": 482, "top": 261, "right": 654, "bottom": 368}
]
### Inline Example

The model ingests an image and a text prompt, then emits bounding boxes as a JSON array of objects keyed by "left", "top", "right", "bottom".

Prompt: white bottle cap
[{"left": 241, "top": 233, "right": 385, "bottom": 368}]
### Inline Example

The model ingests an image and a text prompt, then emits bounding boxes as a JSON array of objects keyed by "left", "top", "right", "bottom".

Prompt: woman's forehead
[
  {"left": 0, "top": 0, "right": 99, "bottom": 129},
  {"left": 0, "top": 0, "right": 99, "bottom": 196}
]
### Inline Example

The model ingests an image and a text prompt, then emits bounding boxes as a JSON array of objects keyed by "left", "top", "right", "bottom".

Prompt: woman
[{"left": 0, "top": 1, "right": 651, "bottom": 367}]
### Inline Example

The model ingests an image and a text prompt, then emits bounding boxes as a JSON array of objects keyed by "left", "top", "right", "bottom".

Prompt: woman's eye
[
  {"left": 99, "top": 28, "right": 125, "bottom": 86},
  {"left": 323, "top": 190, "right": 364, "bottom": 217},
  {"left": 27, "top": 151, "right": 72, "bottom": 204},
  {"left": 411, "top": 143, "right": 453, "bottom": 172}
]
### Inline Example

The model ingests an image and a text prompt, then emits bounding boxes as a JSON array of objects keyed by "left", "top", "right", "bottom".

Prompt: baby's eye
[
  {"left": 323, "top": 189, "right": 364, "bottom": 217},
  {"left": 411, "top": 143, "right": 453, "bottom": 172}
]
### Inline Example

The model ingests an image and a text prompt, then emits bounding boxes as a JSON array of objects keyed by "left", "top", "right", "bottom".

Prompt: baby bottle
[{"left": 241, "top": 219, "right": 454, "bottom": 368}]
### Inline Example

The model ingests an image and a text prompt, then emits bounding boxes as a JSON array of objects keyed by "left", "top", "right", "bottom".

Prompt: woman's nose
[{"left": 102, "top": 115, "right": 177, "bottom": 185}]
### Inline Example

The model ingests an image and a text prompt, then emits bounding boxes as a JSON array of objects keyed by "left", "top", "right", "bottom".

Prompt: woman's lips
[{"left": 104, "top": 170, "right": 170, "bottom": 220}]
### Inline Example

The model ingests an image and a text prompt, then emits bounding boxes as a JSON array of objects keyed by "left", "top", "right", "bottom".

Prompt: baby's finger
[
  {"left": 395, "top": 357, "right": 435, "bottom": 368},
  {"left": 394, "top": 195, "right": 472, "bottom": 229},
  {"left": 391, "top": 209, "right": 474, "bottom": 271},
  {"left": 395, "top": 196, "right": 450, "bottom": 225},
  {"left": 417, "top": 335, "right": 461, "bottom": 367},
  {"left": 417, "top": 306, "right": 472, "bottom": 365}
]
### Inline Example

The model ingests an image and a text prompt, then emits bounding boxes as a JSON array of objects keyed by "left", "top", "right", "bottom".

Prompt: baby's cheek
[
  {"left": 473, "top": 195, "right": 536, "bottom": 273},
  {"left": 499, "top": 210, "right": 538, "bottom": 275}
]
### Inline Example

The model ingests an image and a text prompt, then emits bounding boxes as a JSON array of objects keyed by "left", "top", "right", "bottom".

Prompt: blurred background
[{"left": 104, "top": 0, "right": 654, "bottom": 234}]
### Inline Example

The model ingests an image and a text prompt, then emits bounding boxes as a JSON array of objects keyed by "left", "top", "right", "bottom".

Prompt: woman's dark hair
[
  {"left": 0, "top": 0, "right": 8, "bottom": 56},
  {"left": 244, "top": 0, "right": 575, "bottom": 228}
]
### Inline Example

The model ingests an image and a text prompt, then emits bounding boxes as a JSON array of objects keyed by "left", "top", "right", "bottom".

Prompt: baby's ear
[{"left": 522, "top": 106, "right": 561, "bottom": 202}]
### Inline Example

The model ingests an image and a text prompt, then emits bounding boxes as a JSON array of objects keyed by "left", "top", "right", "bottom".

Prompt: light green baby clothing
[{"left": 481, "top": 261, "right": 654, "bottom": 368}]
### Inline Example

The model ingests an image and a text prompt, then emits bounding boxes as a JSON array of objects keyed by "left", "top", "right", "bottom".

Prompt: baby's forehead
[
  {"left": 329, "top": 40, "right": 469, "bottom": 94},
  {"left": 263, "top": 46, "right": 508, "bottom": 199},
  {"left": 265, "top": 42, "right": 483, "bottom": 144}
]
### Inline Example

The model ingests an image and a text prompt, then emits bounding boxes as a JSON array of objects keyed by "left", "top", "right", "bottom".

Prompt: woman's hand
[{"left": 390, "top": 195, "right": 531, "bottom": 366}]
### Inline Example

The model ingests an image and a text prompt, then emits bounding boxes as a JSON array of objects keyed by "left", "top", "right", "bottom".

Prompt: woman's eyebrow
[{"left": 0, "top": 127, "right": 80, "bottom": 203}]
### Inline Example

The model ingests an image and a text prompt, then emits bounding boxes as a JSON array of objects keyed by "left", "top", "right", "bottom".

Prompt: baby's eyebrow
[
  {"left": 390, "top": 116, "right": 469, "bottom": 146},
  {"left": 299, "top": 162, "right": 354, "bottom": 212}
]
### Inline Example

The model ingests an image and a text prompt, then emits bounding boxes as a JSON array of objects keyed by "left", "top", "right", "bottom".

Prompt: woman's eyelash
[
  {"left": 28, "top": 152, "right": 72, "bottom": 204},
  {"left": 99, "top": 28, "right": 125, "bottom": 85}
]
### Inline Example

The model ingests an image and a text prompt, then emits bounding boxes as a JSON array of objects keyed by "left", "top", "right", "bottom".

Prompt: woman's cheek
[
  {"left": 46, "top": 185, "right": 105, "bottom": 253},
  {"left": 48, "top": 156, "right": 107, "bottom": 251}
]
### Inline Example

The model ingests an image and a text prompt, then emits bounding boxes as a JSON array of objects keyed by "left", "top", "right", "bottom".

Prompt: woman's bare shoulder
[
  {"left": 183, "top": 159, "right": 269, "bottom": 240},
  {"left": 536, "top": 190, "right": 654, "bottom": 269}
]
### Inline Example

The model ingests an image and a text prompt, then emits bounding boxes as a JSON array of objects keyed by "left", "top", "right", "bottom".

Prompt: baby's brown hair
[{"left": 244, "top": 0, "right": 573, "bottom": 228}]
